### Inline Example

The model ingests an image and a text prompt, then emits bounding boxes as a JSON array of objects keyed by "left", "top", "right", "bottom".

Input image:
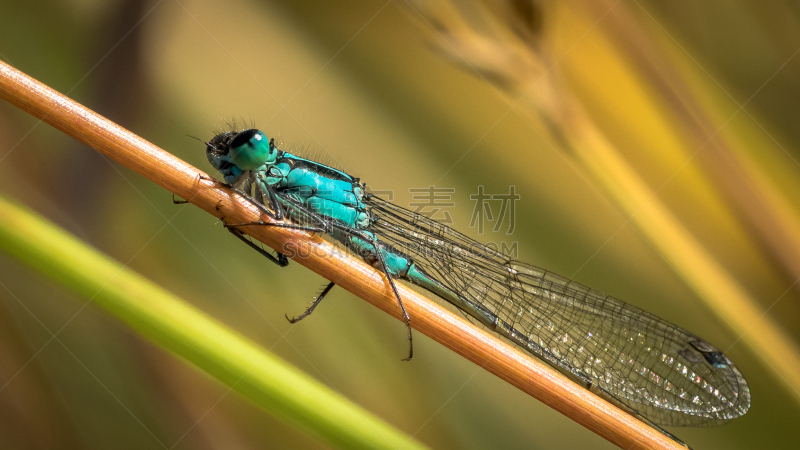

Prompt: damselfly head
[{"left": 228, "top": 129, "right": 278, "bottom": 170}]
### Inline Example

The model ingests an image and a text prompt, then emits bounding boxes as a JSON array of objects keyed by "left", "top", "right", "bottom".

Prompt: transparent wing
[{"left": 365, "top": 194, "right": 750, "bottom": 427}]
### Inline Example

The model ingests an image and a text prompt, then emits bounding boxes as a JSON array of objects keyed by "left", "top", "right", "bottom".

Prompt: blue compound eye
[{"left": 229, "top": 129, "right": 275, "bottom": 170}]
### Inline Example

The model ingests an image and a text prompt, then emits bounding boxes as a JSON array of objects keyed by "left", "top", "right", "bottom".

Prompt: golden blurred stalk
[{"left": 408, "top": 0, "right": 800, "bottom": 404}]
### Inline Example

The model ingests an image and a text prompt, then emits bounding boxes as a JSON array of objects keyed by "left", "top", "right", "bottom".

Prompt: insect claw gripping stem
[
  {"left": 226, "top": 226, "right": 289, "bottom": 267},
  {"left": 173, "top": 174, "right": 215, "bottom": 204},
  {"left": 285, "top": 281, "right": 336, "bottom": 323},
  {"left": 172, "top": 194, "right": 190, "bottom": 205},
  {"left": 212, "top": 200, "right": 290, "bottom": 267}
]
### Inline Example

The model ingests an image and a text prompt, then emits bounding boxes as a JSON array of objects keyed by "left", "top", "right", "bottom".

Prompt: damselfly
[{"left": 201, "top": 128, "right": 750, "bottom": 430}]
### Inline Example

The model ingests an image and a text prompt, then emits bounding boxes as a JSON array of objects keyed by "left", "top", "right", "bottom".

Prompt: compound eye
[
  {"left": 230, "top": 129, "right": 261, "bottom": 149},
  {"left": 229, "top": 129, "right": 274, "bottom": 170}
]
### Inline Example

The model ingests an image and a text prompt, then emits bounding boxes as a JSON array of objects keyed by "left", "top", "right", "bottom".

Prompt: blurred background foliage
[{"left": 0, "top": 0, "right": 799, "bottom": 448}]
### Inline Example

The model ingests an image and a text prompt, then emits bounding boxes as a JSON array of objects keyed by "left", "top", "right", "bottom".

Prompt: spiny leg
[
  {"left": 223, "top": 221, "right": 326, "bottom": 233},
  {"left": 230, "top": 201, "right": 347, "bottom": 326},
  {"left": 231, "top": 203, "right": 342, "bottom": 324},
  {"left": 371, "top": 238, "right": 414, "bottom": 361},
  {"left": 227, "top": 184, "right": 277, "bottom": 219},
  {"left": 201, "top": 172, "right": 282, "bottom": 220},
  {"left": 171, "top": 171, "right": 280, "bottom": 221},
  {"left": 226, "top": 226, "right": 289, "bottom": 267},
  {"left": 285, "top": 281, "right": 336, "bottom": 323},
  {"left": 211, "top": 178, "right": 329, "bottom": 249},
  {"left": 175, "top": 191, "right": 289, "bottom": 266},
  {"left": 239, "top": 198, "right": 413, "bottom": 359},
  {"left": 331, "top": 224, "right": 414, "bottom": 361},
  {"left": 258, "top": 181, "right": 287, "bottom": 220},
  {"left": 182, "top": 175, "right": 317, "bottom": 268},
  {"left": 215, "top": 200, "right": 294, "bottom": 267},
  {"left": 172, "top": 179, "right": 289, "bottom": 267},
  {"left": 221, "top": 216, "right": 327, "bottom": 267},
  {"left": 226, "top": 194, "right": 334, "bottom": 236},
  {"left": 173, "top": 176, "right": 279, "bottom": 222}
]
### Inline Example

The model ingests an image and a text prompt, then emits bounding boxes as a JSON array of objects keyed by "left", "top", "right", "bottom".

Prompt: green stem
[{"left": 0, "top": 194, "right": 426, "bottom": 450}]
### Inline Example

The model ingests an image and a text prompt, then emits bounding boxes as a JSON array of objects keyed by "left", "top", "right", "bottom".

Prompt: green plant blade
[{"left": 0, "top": 194, "right": 427, "bottom": 450}]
